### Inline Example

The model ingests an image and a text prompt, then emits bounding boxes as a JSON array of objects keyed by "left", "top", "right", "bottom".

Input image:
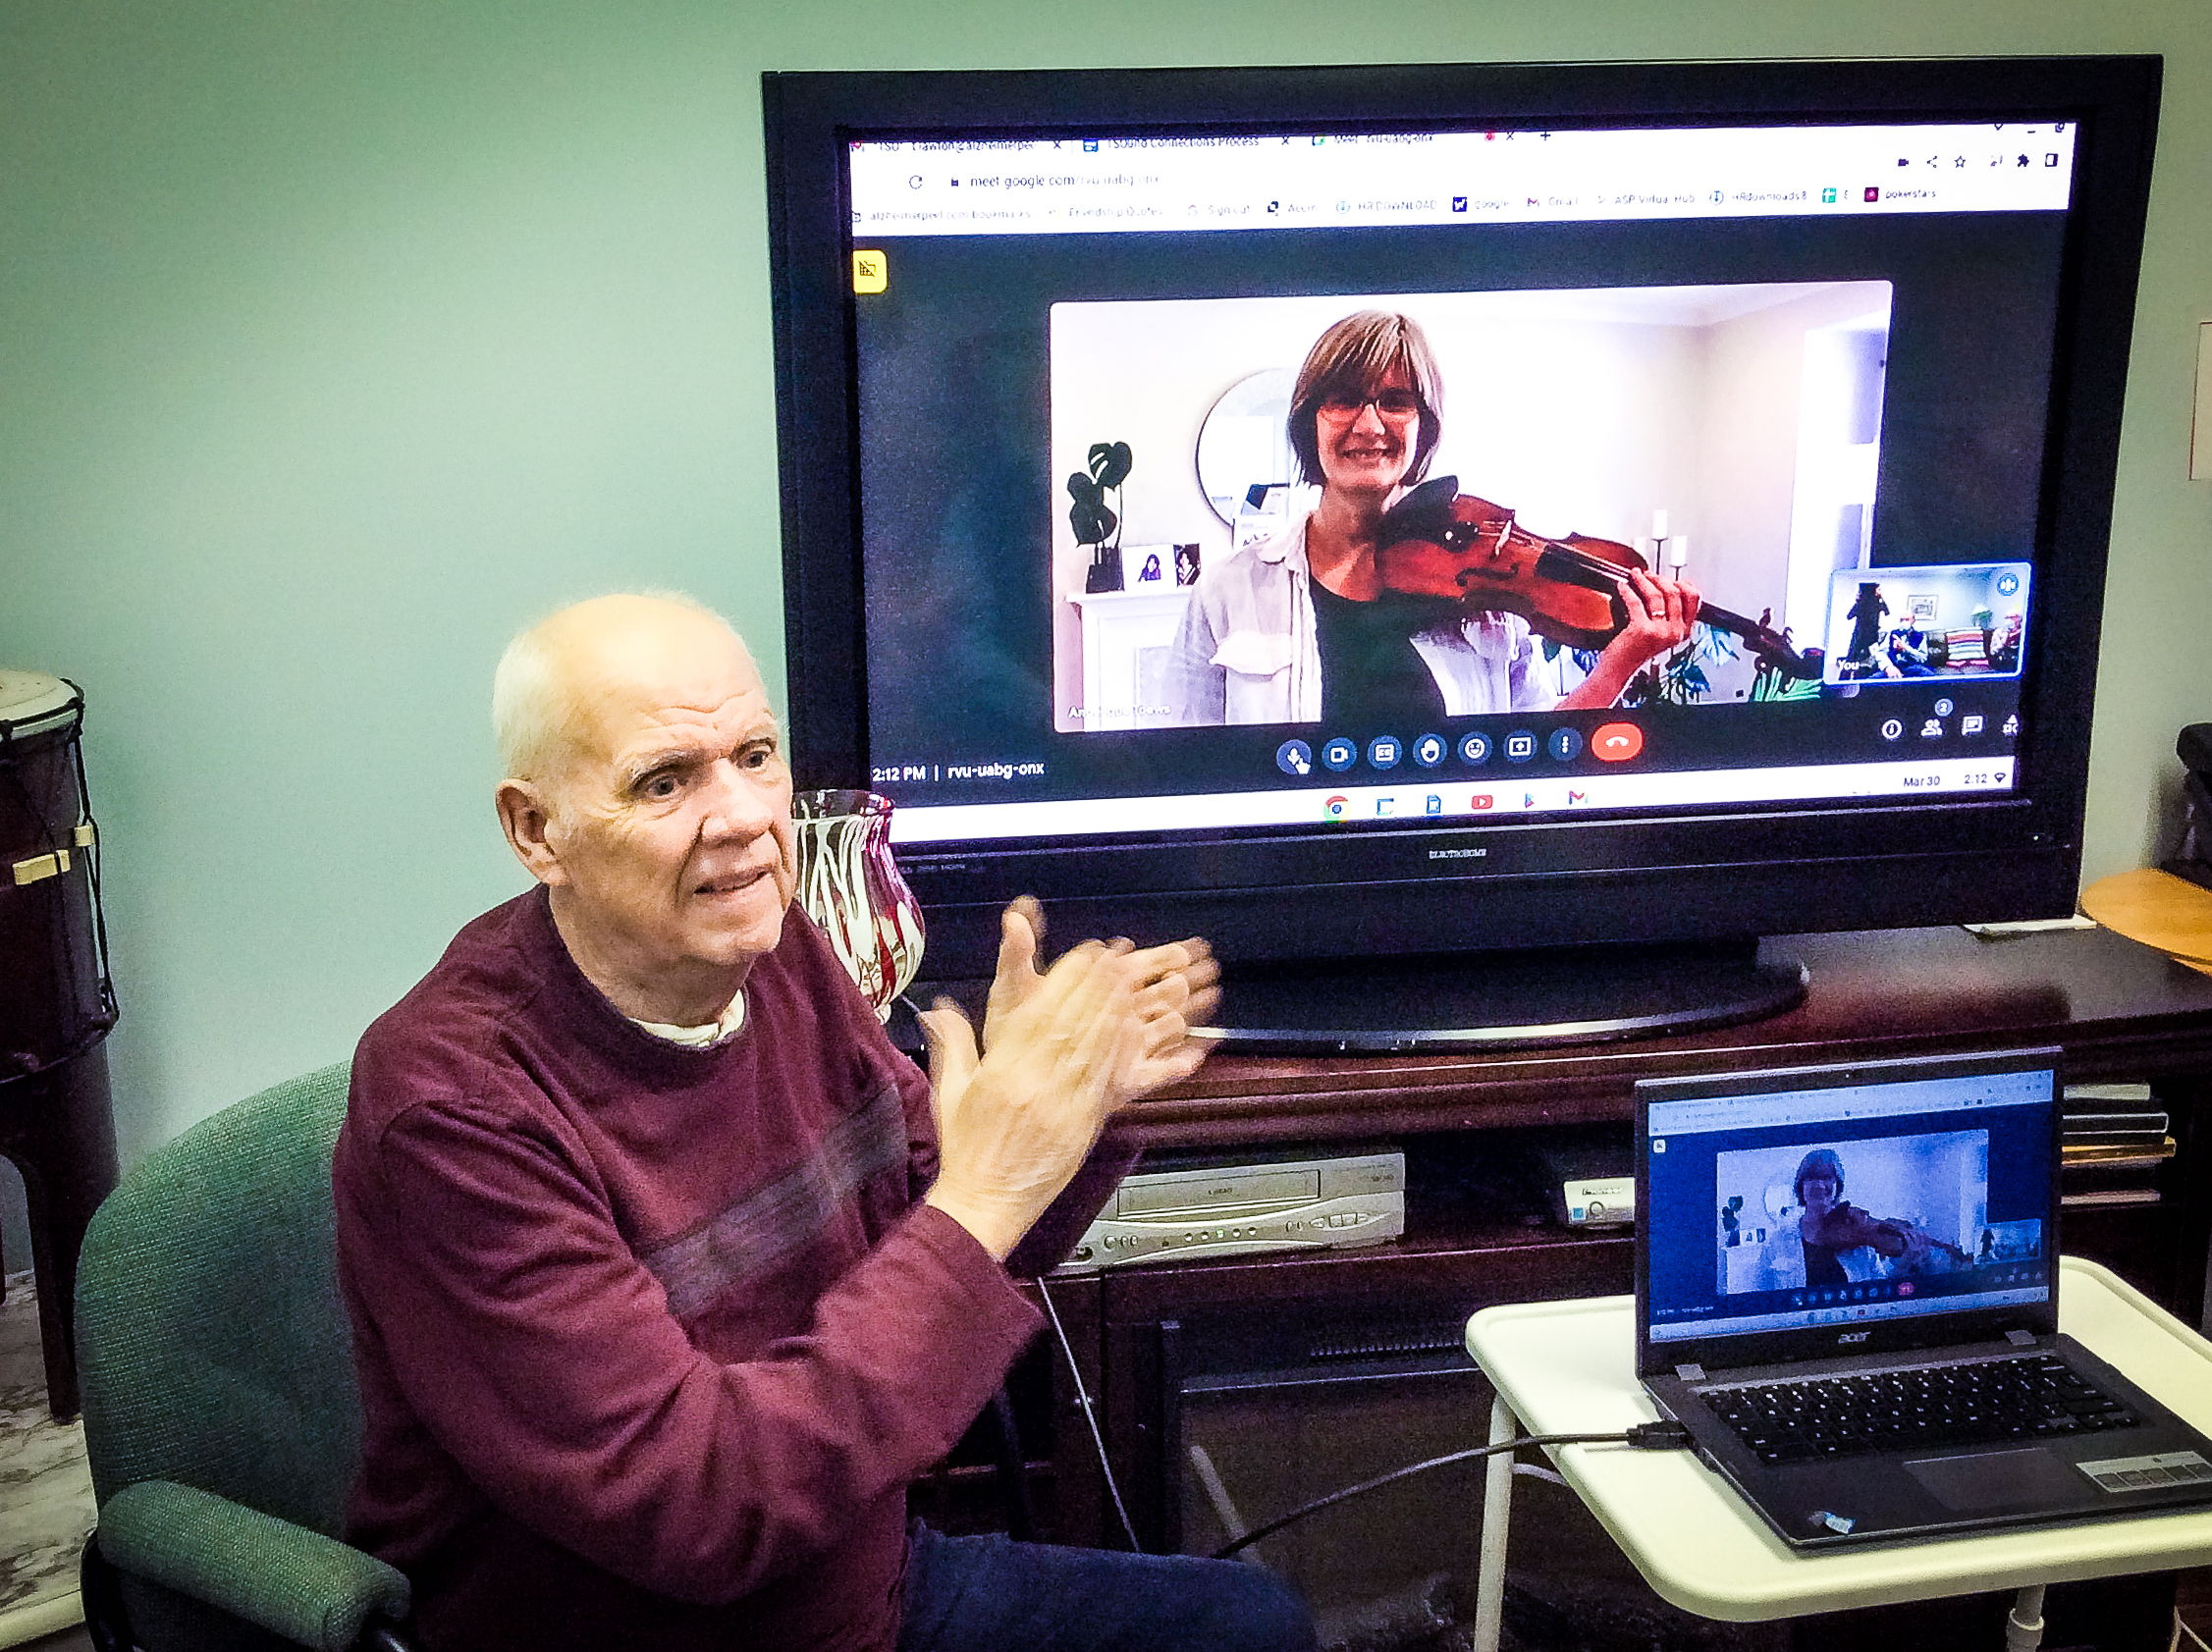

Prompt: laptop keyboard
[{"left": 1705, "top": 1355, "right": 2140, "bottom": 1465}]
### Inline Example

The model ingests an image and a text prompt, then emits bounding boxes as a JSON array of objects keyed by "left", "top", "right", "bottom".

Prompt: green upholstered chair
[{"left": 74, "top": 1061, "right": 413, "bottom": 1652}]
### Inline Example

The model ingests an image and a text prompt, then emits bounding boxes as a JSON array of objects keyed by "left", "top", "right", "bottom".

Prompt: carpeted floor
[{"left": 0, "top": 1272, "right": 93, "bottom": 1648}]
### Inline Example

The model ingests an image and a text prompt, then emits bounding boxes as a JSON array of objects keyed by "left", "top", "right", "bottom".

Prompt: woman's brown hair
[{"left": 1286, "top": 310, "right": 1444, "bottom": 489}]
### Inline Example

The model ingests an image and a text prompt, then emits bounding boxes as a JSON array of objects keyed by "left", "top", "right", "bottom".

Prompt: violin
[{"left": 1374, "top": 477, "right": 1820, "bottom": 681}]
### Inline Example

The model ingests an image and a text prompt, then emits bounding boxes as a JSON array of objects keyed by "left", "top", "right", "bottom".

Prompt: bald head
[
  {"left": 493, "top": 593, "right": 763, "bottom": 791},
  {"left": 492, "top": 592, "right": 796, "bottom": 1024}
]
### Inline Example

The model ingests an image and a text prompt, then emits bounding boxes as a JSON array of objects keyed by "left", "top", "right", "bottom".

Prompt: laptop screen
[{"left": 1639, "top": 1053, "right": 2059, "bottom": 1355}]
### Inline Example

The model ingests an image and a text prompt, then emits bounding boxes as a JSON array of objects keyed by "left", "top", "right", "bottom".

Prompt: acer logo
[{"left": 1838, "top": 1331, "right": 1870, "bottom": 1344}]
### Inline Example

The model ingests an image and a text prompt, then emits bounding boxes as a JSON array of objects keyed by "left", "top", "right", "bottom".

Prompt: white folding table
[{"left": 1463, "top": 1257, "right": 2212, "bottom": 1650}]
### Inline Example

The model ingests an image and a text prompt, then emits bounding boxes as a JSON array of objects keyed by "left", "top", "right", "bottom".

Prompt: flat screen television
[{"left": 762, "top": 56, "right": 2161, "bottom": 1048}]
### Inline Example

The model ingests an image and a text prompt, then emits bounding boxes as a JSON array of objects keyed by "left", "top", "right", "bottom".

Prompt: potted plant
[{"left": 1069, "top": 441, "right": 1132, "bottom": 594}]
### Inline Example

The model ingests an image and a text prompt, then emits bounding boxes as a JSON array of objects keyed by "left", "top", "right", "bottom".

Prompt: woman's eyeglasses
[{"left": 1317, "top": 390, "right": 1426, "bottom": 420}]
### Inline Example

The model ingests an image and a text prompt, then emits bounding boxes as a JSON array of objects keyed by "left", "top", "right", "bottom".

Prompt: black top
[{"left": 1309, "top": 578, "right": 1450, "bottom": 727}]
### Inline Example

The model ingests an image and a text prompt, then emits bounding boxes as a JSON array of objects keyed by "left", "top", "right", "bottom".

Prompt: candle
[
  {"left": 1650, "top": 508, "right": 1670, "bottom": 540},
  {"left": 1668, "top": 534, "right": 1689, "bottom": 570}
]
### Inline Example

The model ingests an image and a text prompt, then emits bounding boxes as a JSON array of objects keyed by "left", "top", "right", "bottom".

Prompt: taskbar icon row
[
  {"left": 1323, "top": 788, "right": 1544, "bottom": 822},
  {"left": 1275, "top": 721, "right": 1644, "bottom": 778}
]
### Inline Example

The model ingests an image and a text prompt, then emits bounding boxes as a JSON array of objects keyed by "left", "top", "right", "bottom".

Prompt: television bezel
[{"left": 763, "top": 56, "right": 2160, "bottom": 982}]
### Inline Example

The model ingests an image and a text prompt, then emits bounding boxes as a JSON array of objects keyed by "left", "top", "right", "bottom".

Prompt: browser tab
[{"left": 849, "top": 121, "right": 2075, "bottom": 237}]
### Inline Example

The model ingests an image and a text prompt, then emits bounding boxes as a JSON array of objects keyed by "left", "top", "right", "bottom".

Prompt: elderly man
[{"left": 333, "top": 594, "right": 1314, "bottom": 1652}]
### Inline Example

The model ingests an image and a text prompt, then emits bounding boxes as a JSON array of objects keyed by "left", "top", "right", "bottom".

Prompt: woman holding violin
[{"left": 1163, "top": 310, "right": 1701, "bottom": 727}]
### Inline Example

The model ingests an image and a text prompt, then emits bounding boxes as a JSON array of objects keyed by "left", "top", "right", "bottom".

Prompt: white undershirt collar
[{"left": 628, "top": 990, "right": 747, "bottom": 1048}]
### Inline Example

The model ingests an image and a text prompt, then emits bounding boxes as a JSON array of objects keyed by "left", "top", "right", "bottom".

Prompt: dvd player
[{"left": 1053, "top": 1149, "right": 1404, "bottom": 1272}]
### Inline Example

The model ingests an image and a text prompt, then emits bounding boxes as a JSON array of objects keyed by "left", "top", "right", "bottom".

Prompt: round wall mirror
[{"left": 1195, "top": 367, "right": 1297, "bottom": 528}]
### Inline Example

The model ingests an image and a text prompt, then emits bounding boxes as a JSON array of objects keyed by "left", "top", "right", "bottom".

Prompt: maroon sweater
[{"left": 335, "top": 889, "right": 1114, "bottom": 1652}]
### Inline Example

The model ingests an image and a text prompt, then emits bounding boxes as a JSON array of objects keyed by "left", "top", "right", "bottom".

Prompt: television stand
[{"left": 1202, "top": 940, "right": 1808, "bottom": 1053}]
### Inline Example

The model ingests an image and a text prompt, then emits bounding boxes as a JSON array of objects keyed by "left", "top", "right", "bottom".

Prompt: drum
[{"left": 0, "top": 670, "right": 115, "bottom": 1080}]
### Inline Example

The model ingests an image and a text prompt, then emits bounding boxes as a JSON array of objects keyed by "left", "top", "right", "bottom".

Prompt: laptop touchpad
[{"left": 1908, "top": 1448, "right": 2079, "bottom": 1511}]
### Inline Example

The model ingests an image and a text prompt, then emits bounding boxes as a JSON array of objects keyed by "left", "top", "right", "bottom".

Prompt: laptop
[{"left": 1634, "top": 1047, "right": 2212, "bottom": 1548}]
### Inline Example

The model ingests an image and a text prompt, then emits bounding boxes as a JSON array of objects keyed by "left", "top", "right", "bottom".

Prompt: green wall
[{"left": 1, "top": 0, "right": 2208, "bottom": 1177}]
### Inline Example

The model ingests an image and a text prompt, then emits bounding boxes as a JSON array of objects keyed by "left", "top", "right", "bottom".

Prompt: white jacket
[{"left": 1161, "top": 515, "right": 1556, "bottom": 726}]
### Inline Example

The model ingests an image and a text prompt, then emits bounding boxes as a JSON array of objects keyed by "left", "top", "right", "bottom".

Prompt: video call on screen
[
  {"left": 1644, "top": 1070, "right": 2056, "bottom": 1344},
  {"left": 843, "top": 121, "right": 2072, "bottom": 846}
]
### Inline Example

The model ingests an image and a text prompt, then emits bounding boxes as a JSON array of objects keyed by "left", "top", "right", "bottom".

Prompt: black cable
[
  {"left": 1036, "top": 1276, "right": 1143, "bottom": 1551},
  {"left": 1208, "top": 1420, "right": 1693, "bottom": 1560}
]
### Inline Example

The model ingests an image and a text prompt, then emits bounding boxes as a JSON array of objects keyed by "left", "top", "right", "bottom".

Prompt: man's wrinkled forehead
[{"left": 551, "top": 615, "right": 770, "bottom": 776}]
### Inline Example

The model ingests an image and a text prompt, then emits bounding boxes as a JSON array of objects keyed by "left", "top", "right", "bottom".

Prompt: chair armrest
[{"left": 97, "top": 1479, "right": 412, "bottom": 1652}]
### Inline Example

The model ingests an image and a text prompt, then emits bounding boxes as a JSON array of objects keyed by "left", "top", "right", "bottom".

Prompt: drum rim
[{"left": 0, "top": 669, "right": 82, "bottom": 740}]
